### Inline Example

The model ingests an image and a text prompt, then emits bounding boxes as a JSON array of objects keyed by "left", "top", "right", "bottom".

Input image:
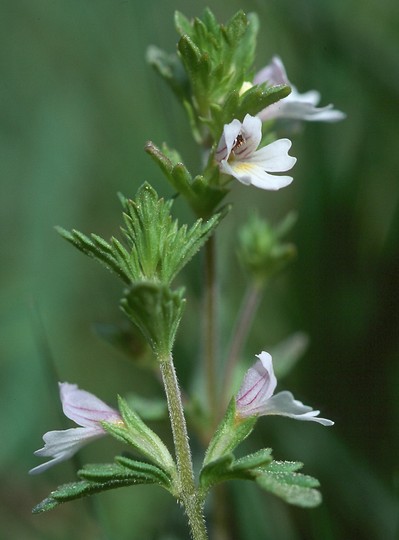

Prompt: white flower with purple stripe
[
  {"left": 29, "top": 382, "right": 122, "bottom": 474},
  {"left": 255, "top": 56, "right": 345, "bottom": 123},
  {"left": 236, "top": 352, "right": 334, "bottom": 426},
  {"left": 215, "top": 114, "right": 296, "bottom": 190}
]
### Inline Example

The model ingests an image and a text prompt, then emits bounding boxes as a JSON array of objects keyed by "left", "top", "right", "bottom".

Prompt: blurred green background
[{"left": 1, "top": 0, "right": 398, "bottom": 539}]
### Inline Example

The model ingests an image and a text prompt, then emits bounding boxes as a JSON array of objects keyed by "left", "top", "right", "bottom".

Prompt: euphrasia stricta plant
[{"left": 30, "top": 9, "right": 344, "bottom": 540}]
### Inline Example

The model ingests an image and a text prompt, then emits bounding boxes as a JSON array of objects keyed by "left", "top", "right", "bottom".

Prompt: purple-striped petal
[
  {"left": 30, "top": 382, "right": 121, "bottom": 474},
  {"left": 235, "top": 352, "right": 334, "bottom": 427},
  {"left": 255, "top": 57, "right": 345, "bottom": 123},
  {"left": 236, "top": 352, "right": 277, "bottom": 416},
  {"left": 60, "top": 382, "right": 120, "bottom": 427}
]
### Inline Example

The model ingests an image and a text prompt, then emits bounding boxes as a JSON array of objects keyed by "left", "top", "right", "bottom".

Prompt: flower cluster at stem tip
[{"left": 215, "top": 56, "right": 344, "bottom": 191}]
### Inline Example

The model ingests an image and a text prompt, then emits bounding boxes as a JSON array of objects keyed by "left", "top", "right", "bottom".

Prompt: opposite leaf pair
[{"left": 30, "top": 352, "right": 332, "bottom": 476}]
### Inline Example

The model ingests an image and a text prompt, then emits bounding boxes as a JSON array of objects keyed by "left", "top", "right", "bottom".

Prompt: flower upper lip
[{"left": 236, "top": 351, "right": 334, "bottom": 426}]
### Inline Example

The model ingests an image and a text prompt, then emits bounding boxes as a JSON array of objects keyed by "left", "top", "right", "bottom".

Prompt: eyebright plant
[{"left": 31, "top": 9, "right": 344, "bottom": 540}]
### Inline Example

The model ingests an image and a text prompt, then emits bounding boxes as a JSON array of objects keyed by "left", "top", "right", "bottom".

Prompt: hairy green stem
[
  {"left": 222, "top": 282, "right": 264, "bottom": 409},
  {"left": 159, "top": 354, "right": 208, "bottom": 540},
  {"left": 204, "top": 235, "right": 218, "bottom": 419}
]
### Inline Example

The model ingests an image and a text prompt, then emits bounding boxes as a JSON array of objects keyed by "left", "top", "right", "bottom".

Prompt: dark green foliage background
[{"left": 1, "top": 0, "right": 398, "bottom": 538}]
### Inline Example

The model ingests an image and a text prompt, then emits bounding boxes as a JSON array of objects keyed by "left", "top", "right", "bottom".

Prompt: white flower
[
  {"left": 236, "top": 352, "right": 334, "bottom": 426},
  {"left": 29, "top": 382, "right": 122, "bottom": 474},
  {"left": 255, "top": 56, "right": 345, "bottom": 123},
  {"left": 215, "top": 114, "right": 296, "bottom": 190}
]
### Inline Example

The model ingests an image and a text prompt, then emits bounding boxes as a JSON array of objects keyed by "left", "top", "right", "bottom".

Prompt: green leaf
[
  {"left": 178, "top": 36, "right": 211, "bottom": 115},
  {"left": 189, "top": 177, "right": 229, "bottom": 218},
  {"left": 177, "top": 34, "right": 201, "bottom": 73},
  {"left": 222, "top": 11, "right": 248, "bottom": 46},
  {"left": 32, "top": 497, "right": 59, "bottom": 514},
  {"left": 174, "top": 10, "right": 193, "bottom": 37},
  {"left": 264, "top": 460, "right": 304, "bottom": 474},
  {"left": 204, "top": 91, "right": 240, "bottom": 142},
  {"left": 200, "top": 451, "right": 314, "bottom": 505},
  {"left": 200, "top": 448, "right": 273, "bottom": 492},
  {"left": 233, "top": 12, "right": 259, "bottom": 75},
  {"left": 256, "top": 466, "right": 322, "bottom": 508},
  {"left": 55, "top": 226, "right": 130, "bottom": 284},
  {"left": 232, "top": 448, "right": 273, "bottom": 472},
  {"left": 32, "top": 478, "right": 145, "bottom": 514},
  {"left": 120, "top": 183, "right": 172, "bottom": 281},
  {"left": 206, "top": 85, "right": 291, "bottom": 143},
  {"left": 122, "top": 183, "right": 222, "bottom": 282},
  {"left": 59, "top": 182, "right": 223, "bottom": 285},
  {"left": 200, "top": 454, "right": 237, "bottom": 491},
  {"left": 32, "top": 471, "right": 163, "bottom": 515},
  {"left": 236, "top": 84, "right": 291, "bottom": 122},
  {"left": 202, "top": 8, "right": 219, "bottom": 36},
  {"left": 145, "top": 141, "right": 195, "bottom": 201},
  {"left": 121, "top": 283, "right": 185, "bottom": 356},
  {"left": 146, "top": 45, "right": 189, "bottom": 102},
  {"left": 115, "top": 456, "right": 172, "bottom": 486},
  {"left": 145, "top": 141, "right": 175, "bottom": 180},
  {"left": 102, "top": 395, "right": 177, "bottom": 479},
  {"left": 78, "top": 462, "right": 129, "bottom": 481},
  {"left": 79, "top": 457, "right": 172, "bottom": 490},
  {"left": 172, "top": 163, "right": 195, "bottom": 198},
  {"left": 145, "top": 138, "right": 229, "bottom": 214},
  {"left": 203, "top": 399, "right": 257, "bottom": 467}
]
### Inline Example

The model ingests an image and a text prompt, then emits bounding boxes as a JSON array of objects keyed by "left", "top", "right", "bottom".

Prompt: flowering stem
[
  {"left": 159, "top": 354, "right": 208, "bottom": 540},
  {"left": 222, "top": 281, "right": 264, "bottom": 410},
  {"left": 204, "top": 234, "right": 218, "bottom": 420}
]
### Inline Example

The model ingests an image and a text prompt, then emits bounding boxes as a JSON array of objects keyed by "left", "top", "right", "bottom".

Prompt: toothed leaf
[
  {"left": 120, "top": 283, "right": 185, "bottom": 357},
  {"left": 102, "top": 395, "right": 176, "bottom": 477},
  {"left": 256, "top": 467, "right": 322, "bottom": 508}
]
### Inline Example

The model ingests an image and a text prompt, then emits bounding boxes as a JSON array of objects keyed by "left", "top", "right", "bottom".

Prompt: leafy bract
[
  {"left": 57, "top": 183, "right": 221, "bottom": 284},
  {"left": 120, "top": 283, "right": 185, "bottom": 357},
  {"left": 32, "top": 457, "right": 175, "bottom": 514},
  {"left": 203, "top": 399, "right": 257, "bottom": 467},
  {"left": 149, "top": 9, "right": 289, "bottom": 146},
  {"left": 256, "top": 464, "right": 322, "bottom": 508},
  {"left": 200, "top": 449, "right": 273, "bottom": 492},
  {"left": 145, "top": 142, "right": 229, "bottom": 217},
  {"left": 199, "top": 453, "right": 322, "bottom": 508},
  {"left": 102, "top": 396, "right": 177, "bottom": 478}
]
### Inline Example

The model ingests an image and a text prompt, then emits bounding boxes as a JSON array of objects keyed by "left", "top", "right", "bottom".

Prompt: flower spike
[
  {"left": 29, "top": 383, "right": 122, "bottom": 474},
  {"left": 255, "top": 56, "right": 346, "bottom": 123},
  {"left": 215, "top": 114, "right": 296, "bottom": 190},
  {"left": 236, "top": 352, "right": 334, "bottom": 426}
]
